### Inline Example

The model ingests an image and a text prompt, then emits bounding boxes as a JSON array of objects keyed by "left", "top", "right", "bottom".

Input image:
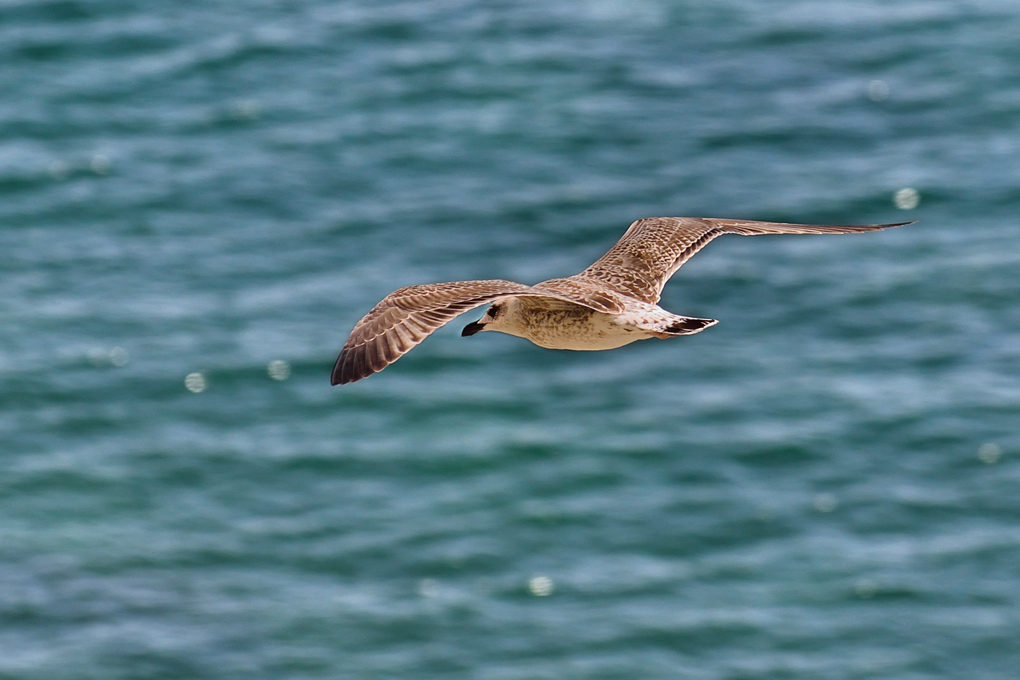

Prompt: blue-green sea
[{"left": 2, "top": 1, "right": 1019, "bottom": 678}]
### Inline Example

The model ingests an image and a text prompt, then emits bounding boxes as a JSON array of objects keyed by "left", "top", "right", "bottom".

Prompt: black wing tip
[
  {"left": 330, "top": 348, "right": 369, "bottom": 385},
  {"left": 874, "top": 220, "right": 917, "bottom": 228},
  {"left": 329, "top": 355, "right": 347, "bottom": 385},
  {"left": 329, "top": 364, "right": 347, "bottom": 385}
]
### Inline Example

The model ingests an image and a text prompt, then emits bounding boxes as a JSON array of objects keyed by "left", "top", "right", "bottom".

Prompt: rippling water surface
[{"left": 2, "top": 1, "right": 1019, "bottom": 678}]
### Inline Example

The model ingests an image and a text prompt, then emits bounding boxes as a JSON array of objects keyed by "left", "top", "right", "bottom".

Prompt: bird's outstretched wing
[
  {"left": 332, "top": 280, "right": 534, "bottom": 384},
  {"left": 333, "top": 275, "right": 639, "bottom": 384},
  {"left": 575, "top": 217, "right": 914, "bottom": 304}
]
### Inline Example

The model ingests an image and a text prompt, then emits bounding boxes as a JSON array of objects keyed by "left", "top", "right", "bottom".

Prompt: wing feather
[
  {"left": 333, "top": 276, "right": 637, "bottom": 384},
  {"left": 576, "top": 217, "right": 913, "bottom": 303},
  {"left": 332, "top": 280, "right": 534, "bottom": 384}
]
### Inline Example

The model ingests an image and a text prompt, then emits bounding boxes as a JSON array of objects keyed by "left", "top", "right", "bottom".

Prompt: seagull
[{"left": 331, "top": 217, "right": 913, "bottom": 384}]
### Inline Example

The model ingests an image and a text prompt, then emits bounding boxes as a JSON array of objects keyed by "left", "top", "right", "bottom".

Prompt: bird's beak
[{"left": 461, "top": 320, "right": 485, "bottom": 337}]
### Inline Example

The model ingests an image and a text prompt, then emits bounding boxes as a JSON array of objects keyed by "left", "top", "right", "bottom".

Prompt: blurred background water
[{"left": 2, "top": 0, "right": 1019, "bottom": 678}]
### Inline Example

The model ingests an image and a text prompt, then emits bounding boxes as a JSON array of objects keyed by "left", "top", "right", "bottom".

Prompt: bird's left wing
[{"left": 333, "top": 280, "right": 533, "bottom": 385}]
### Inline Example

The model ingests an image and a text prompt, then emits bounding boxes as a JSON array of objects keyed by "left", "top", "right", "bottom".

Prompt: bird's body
[
  {"left": 471, "top": 294, "right": 713, "bottom": 351},
  {"left": 331, "top": 216, "right": 913, "bottom": 384}
]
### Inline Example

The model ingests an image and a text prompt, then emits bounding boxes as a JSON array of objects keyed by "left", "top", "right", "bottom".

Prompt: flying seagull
[{"left": 331, "top": 217, "right": 912, "bottom": 384}]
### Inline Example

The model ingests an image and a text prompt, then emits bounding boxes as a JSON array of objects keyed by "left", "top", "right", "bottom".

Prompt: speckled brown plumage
[
  {"left": 331, "top": 217, "right": 913, "bottom": 384},
  {"left": 333, "top": 280, "right": 531, "bottom": 385},
  {"left": 333, "top": 279, "right": 632, "bottom": 384},
  {"left": 577, "top": 217, "right": 911, "bottom": 303}
]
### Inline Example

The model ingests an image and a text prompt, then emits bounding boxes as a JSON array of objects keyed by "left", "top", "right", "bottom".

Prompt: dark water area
[{"left": 2, "top": 1, "right": 1019, "bottom": 678}]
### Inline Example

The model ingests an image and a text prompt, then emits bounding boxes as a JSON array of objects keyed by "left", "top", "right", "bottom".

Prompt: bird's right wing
[{"left": 576, "top": 217, "right": 914, "bottom": 304}]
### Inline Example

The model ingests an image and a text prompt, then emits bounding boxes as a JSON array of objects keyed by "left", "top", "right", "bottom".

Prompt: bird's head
[{"left": 462, "top": 300, "right": 509, "bottom": 336}]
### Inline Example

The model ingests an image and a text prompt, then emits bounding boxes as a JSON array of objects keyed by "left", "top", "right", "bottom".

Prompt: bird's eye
[{"left": 488, "top": 304, "right": 501, "bottom": 318}]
